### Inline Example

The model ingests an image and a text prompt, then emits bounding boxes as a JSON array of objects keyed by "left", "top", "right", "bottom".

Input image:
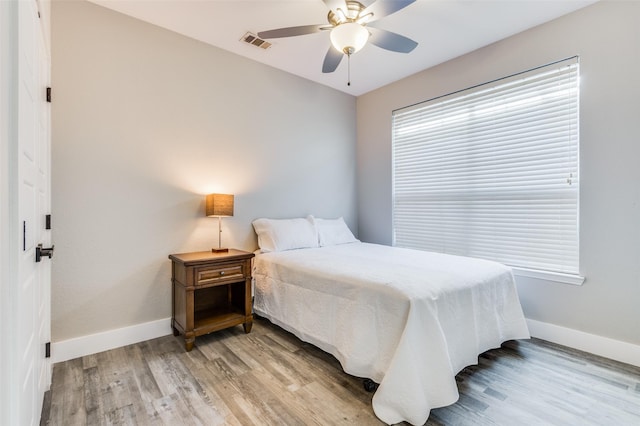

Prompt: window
[{"left": 392, "top": 57, "right": 581, "bottom": 283}]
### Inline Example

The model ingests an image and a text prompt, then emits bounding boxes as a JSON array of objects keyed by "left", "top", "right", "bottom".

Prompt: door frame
[{"left": 0, "top": 1, "right": 20, "bottom": 425}]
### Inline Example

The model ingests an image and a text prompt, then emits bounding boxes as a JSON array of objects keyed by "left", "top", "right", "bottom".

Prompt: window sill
[{"left": 512, "top": 267, "right": 585, "bottom": 286}]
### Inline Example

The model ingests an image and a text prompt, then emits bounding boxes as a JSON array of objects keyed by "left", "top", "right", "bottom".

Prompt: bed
[{"left": 252, "top": 216, "right": 530, "bottom": 425}]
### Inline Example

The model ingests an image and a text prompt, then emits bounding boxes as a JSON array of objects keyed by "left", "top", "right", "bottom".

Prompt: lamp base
[{"left": 211, "top": 247, "right": 229, "bottom": 253}]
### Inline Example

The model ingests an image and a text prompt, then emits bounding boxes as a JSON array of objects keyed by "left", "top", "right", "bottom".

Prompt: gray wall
[
  {"left": 52, "top": 1, "right": 356, "bottom": 342},
  {"left": 357, "top": 1, "right": 640, "bottom": 345}
]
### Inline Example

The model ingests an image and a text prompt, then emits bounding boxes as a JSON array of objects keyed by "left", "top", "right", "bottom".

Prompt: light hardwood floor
[{"left": 42, "top": 317, "right": 640, "bottom": 425}]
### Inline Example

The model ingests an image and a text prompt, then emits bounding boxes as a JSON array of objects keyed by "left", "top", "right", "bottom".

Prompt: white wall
[
  {"left": 357, "top": 1, "right": 640, "bottom": 347},
  {"left": 51, "top": 1, "right": 357, "bottom": 343}
]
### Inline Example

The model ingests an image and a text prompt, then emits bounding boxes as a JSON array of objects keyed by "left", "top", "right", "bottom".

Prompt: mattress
[{"left": 253, "top": 242, "right": 530, "bottom": 425}]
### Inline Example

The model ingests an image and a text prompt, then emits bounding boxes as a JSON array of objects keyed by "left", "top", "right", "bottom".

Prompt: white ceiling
[{"left": 88, "top": 0, "right": 597, "bottom": 96}]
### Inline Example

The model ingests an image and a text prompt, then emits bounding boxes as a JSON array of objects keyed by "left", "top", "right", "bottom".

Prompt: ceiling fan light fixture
[{"left": 330, "top": 22, "right": 369, "bottom": 55}]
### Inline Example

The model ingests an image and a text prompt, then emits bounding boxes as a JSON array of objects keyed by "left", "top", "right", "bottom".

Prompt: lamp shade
[
  {"left": 330, "top": 22, "right": 369, "bottom": 55},
  {"left": 205, "top": 193, "right": 234, "bottom": 217}
]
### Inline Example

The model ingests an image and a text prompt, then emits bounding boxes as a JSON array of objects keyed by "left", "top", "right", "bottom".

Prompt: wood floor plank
[
  {"left": 104, "top": 403, "right": 137, "bottom": 426},
  {"left": 44, "top": 317, "right": 640, "bottom": 426},
  {"left": 194, "top": 330, "right": 252, "bottom": 374},
  {"left": 121, "top": 344, "right": 165, "bottom": 425},
  {"left": 295, "top": 380, "right": 381, "bottom": 425},
  {"left": 289, "top": 341, "right": 374, "bottom": 407},
  {"left": 47, "top": 358, "right": 86, "bottom": 426},
  {"left": 93, "top": 349, "right": 140, "bottom": 419},
  {"left": 159, "top": 352, "right": 228, "bottom": 425},
  {"left": 152, "top": 393, "right": 198, "bottom": 426},
  {"left": 82, "top": 366, "right": 105, "bottom": 425},
  {"left": 124, "top": 343, "right": 163, "bottom": 402},
  {"left": 179, "top": 349, "right": 243, "bottom": 425}
]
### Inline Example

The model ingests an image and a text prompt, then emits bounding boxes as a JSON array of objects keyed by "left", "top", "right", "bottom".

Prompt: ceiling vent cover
[{"left": 241, "top": 32, "right": 272, "bottom": 50}]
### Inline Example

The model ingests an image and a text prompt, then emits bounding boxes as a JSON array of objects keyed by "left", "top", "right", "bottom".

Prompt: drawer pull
[{"left": 220, "top": 271, "right": 225, "bottom": 276}]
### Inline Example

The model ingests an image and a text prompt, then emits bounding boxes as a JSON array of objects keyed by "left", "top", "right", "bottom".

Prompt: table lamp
[{"left": 205, "top": 193, "right": 234, "bottom": 253}]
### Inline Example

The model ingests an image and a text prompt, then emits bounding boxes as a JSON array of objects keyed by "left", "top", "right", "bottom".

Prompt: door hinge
[
  {"left": 23, "top": 221, "right": 26, "bottom": 251},
  {"left": 46, "top": 87, "right": 52, "bottom": 103},
  {"left": 45, "top": 342, "right": 51, "bottom": 358},
  {"left": 46, "top": 214, "right": 51, "bottom": 230}
]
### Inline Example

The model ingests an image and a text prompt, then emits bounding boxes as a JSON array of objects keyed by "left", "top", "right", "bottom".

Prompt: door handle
[{"left": 35, "top": 244, "right": 54, "bottom": 262}]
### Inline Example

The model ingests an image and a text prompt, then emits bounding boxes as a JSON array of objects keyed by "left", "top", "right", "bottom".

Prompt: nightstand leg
[
  {"left": 185, "top": 338, "right": 195, "bottom": 352},
  {"left": 243, "top": 320, "right": 253, "bottom": 334},
  {"left": 185, "top": 331, "right": 195, "bottom": 351}
]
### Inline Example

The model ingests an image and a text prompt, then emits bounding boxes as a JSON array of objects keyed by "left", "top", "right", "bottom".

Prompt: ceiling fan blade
[
  {"left": 368, "top": 27, "right": 418, "bottom": 53},
  {"left": 363, "top": 0, "right": 416, "bottom": 23},
  {"left": 258, "top": 24, "right": 326, "bottom": 39},
  {"left": 322, "top": 0, "right": 347, "bottom": 11},
  {"left": 322, "top": 46, "right": 344, "bottom": 73}
]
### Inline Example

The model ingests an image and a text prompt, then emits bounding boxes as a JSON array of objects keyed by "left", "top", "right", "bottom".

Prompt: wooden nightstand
[{"left": 169, "top": 249, "right": 255, "bottom": 351}]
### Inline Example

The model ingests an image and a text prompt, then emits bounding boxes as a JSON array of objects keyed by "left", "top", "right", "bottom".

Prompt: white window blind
[{"left": 392, "top": 57, "right": 580, "bottom": 276}]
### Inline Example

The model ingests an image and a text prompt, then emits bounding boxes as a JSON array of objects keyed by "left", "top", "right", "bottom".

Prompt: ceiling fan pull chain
[{"left": 347, "top": 53, "right": 351, "bottom": 86}]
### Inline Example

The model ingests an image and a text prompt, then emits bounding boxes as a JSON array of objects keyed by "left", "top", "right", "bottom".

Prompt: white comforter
[{"left": 253, "top": 242, "right": 529, "bottom": 425}]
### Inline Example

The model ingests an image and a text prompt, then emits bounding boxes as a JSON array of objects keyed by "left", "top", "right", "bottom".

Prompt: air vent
[{"left": 241, "top": 32, "right": 272, "bottom": 50}]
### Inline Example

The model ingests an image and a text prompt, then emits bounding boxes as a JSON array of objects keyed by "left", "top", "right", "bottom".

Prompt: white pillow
[
  {"left": 314, "top": 217, "right": 359, "bottom": 247},
  {"left": 252, "top": 216, "right": 319, "bottom": 253}
]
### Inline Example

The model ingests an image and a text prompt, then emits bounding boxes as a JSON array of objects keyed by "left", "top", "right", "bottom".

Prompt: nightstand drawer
[{"left": 195, "top": 263, "right": 244, "bottom": 286}]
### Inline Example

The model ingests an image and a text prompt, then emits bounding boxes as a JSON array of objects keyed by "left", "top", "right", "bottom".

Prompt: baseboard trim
[
  {"left": 51, "top": 316, "right": 640, "bottom": 368},
  {"left": 51, "top": 317, "right": 172, "bottom": 363},
  {"left": 526, "top": 318, "right": 640, "bottom": 368}
]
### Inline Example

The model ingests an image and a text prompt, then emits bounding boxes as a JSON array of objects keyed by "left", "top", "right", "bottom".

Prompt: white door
[{"left": 16, "top": 0, "right": 52, "bottom": 423}]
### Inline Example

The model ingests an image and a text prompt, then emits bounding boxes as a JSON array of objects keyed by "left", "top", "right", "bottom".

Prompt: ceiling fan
[{"left": 257, "top": 0, "right": 418, "bottom": 79}]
